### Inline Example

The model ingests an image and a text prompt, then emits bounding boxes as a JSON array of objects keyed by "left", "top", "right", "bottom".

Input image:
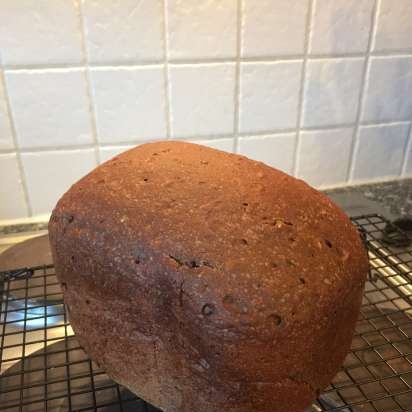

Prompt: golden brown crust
[{"left": 48, "top": 141, "right": 368, "bottom": 412}]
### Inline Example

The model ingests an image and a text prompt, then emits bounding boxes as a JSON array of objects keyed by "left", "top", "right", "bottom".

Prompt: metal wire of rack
[{"left": 0, "top": 214, "right": 411, "bottom": 412}]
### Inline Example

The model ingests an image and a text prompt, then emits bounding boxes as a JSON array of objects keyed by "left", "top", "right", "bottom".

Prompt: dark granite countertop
[
  {"left": 1, "top": 178, "right": 412, "bottom": 236},
  {"left": 325, "top": 178, "right": 412, "bottom": 220},
  {"left": 0, "top": 222, "right": 48, "bottom": 236}
]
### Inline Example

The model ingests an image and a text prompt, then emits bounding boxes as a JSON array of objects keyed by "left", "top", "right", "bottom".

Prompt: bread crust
[{"left": 49, "top": 141, "right": 368, "bottom": 412}]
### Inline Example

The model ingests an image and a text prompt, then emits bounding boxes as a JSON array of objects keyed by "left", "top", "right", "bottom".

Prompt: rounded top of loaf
[
  {"left": 51, "top": 139, "right": 367, "bottom": 326},
  {"left": 49, "top": 140, "right": 368, "bottom": 393}
]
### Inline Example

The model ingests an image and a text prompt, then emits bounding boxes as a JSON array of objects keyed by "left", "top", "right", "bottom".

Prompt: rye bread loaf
[{"left": 48, "top": 141, "right": 368, "bottom": 412}]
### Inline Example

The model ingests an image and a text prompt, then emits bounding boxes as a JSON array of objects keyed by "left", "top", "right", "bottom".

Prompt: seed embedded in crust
[{"left": 202, "top": 304, "right": 215, "bottom": 316}]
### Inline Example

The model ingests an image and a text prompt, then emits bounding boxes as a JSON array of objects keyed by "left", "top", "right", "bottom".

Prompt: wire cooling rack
[{"left": 0, "top": 214, "right": 411, "bottom": 412}]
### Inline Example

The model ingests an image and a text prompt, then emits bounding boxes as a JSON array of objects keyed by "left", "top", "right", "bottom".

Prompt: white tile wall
[
  {"left": 297, "top": 128, "right": 353, "bottom": 188},
  {"left": 309, "top": 0, "right": 374, "bottom": 55},
  {"left": 242, "top": 0, "right": 309, "bottom": 57},
  {"left": 167, "top": 0, "right": 237, "bottom": 60},
  {"left": 238, "top": 133, "right": 296, "bottom": 174},
  {"left": 302, "top": 58, "right": 364, "bottom": 127},
  {"left": 404, "top": 127, "right": 412, "bottom": 177},
  {"left": 0, "top": 72, "right": 14, "bottom": 150},
  {"left": 81, "top": 0, "right": 164, "bottom": 64},
  {"left": 1, "top": 0, "right": 412, "bottom": 221},
  {"left": 21, "top": 149, "right": 97, "bottom": 215},
  {"left": 6, "top": 69, "right": 93, "bottom": 149},
  {"left": 0, "top": 154, "right": 28, "bottom": 219},
  {"left": 90, "top": 66, "right": 167, "bottom": 143},
  {"left": 239, "top": 62, "right": 302, "bottom": 133},
  {"left": 362, "top": 56, "right": 412, "bottom": 123},
  {"left": 0, "top": 0, "right": 83, "bottom": 66},
  {"left": 169, "top": 63, "right": 235, "bottom": 137},
  {"left": 373, "top": 0, "right": 412, "bottom": 52},
  {"left": 352, "top": 123, "right": 410, "bottom": 182}
]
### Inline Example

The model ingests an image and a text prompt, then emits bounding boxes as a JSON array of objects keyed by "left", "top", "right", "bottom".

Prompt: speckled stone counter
[
  {"left": 325, "top": 178, "right": 412, "bottom": 219},
  {"left": 0, "top": 222, "right": 48, "bottom": 236}
]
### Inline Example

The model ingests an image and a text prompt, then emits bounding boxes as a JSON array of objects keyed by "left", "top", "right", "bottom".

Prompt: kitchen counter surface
[{"left": 325, "top": 178, "right": 412, "bottom": 220}]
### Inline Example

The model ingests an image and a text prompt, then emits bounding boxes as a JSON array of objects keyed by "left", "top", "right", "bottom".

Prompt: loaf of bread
[{"left": 49, "top": 141, "right": 368, "bottom": 412}]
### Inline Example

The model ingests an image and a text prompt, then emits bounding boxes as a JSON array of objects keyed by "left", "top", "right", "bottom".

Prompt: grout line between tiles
[
  {"left": 292, "top": 0, "right": 315, "bottom": 178},
  {"left": 240, "top": 54, "right": 362, "bottom": 62},
  {"left": 0, "top": 149, "right": 16, "bottom": 154},
  {"left": 239, "top": 129, "right": 298, "bottom": 138},
  {"left": 87, "top": 60, "right": 165, "bottom": 67},
  {"left": 0, "top": 59, "right": 32, "bottom": 217},
  {"left": 163, "top": 0, "right": 172, "bottom": 139},
  {"left": 360, "top": 120, "right": 412, "bottom": 127},
  {"left": 5, "top": 144, "right": 97, "bottom": 154},
  {"left": 400, "top": 122, "right": 412, "bottom": 176},
  {"left": 4, "top": 51, "right": 412, "bottom": 73},
  {"left": 4, "top": 64, "right": 86, "bottom": 72},
  {"left": 168, "top": 57, "right": 240, "bottom": 66},
  {"left": 238, "top": 121, "right": 412, "bottom": 133},
  {"left": 77, "top": 0, "right": 101, "bottom": 165},
  {"left": 86, "top": 62, "right": 165, "bottom": 70},
  {"left": 3, "top": 62, "right": 164, "bottom": 72},
  {"left": 233, "top": 0, "right": 242, "bottom": 153},
  {"left": 347, "top": 0, "right": 380, "bottom": 183}
]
